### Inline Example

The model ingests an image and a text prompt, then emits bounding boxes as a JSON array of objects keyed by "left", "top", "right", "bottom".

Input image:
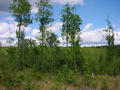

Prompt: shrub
[
  {"left": 101, "top": 78, "right": 109, "bottom": 90},
  {"left": 56, "top": 65, "right": 75, "bottom": 84}
]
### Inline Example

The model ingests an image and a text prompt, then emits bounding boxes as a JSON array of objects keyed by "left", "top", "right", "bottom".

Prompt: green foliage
[
  {"left": 14, "top": 72, "right": 24, "bottom": 86},
  {"left": 9, "top": 0, "right": 32, "bottom": 47},
  {"left": 46, "top": 31, "right": 60, "bottom": 47},
  {"left": 36, "top": 0, "right": 54, "bottom": 46},
  {"left": 9, "top": 0, "right": 32, "bottom": 26},
  {"left": 4, "top": 0, "right": 120, "bottom": 89},
  {"left": 61, "top": 4, "right": 75, "bottom": 46},
  {"left": 9, "top": 0, "right": 32, "bottom": 71},
  {"left": 23, "top": 73, "right": 33, "bottom": 90},
  {"left": 57, "top": 65, "right": 75, "bottom": 84},
  {"left": 0, "top": 41, "right": 2, "bottom": 47},
  {"left": 0, "top": 46, "right": 120, "bottom": 88},
  {"left": 61, "top": 4, "right": 83, "bottom": 72},
  {"left": 83, "top": 73, "right": 92, "bottom": 87},
  {"left": 104, "top": 16, "right": 114, "bottom": 46},
  {"left": 101, "top": 78, "right": 109, "bottom": 90},
  {"left": 115, "top": 79, "right": 119, "bottom": 89}
]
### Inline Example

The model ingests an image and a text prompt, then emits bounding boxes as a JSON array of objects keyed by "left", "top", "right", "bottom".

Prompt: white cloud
[
  {"left": 47, "top": 22, "right": 63, "bottom": 34},
  {"left": 3, "top": 16, "right": 14, "bottom": 22},
  {"left": 0, "top": 16, "right": 33, "bottom": 46},
  {"left": 52, "top": 0, "right": 84, "bottom": 5},
  {"left": 56, "top": 23, "right": 120, "bottom": 47},
  {"left": 58, "top": 36, "right": 66, "bottom": 46},
  {"left": 31, "top": 22, "right": 62, "bottom": 37},
  {"left": 81, "top": 24, "right": 106, "bottom": 45},
  {"left": 83, "top": 24, "right": 93, "bottom": 31},
  {"left": 0, "top": 40, "right": 8, "bottom": 46},
  {"left": 114, "top": 31, "right": 120, "bottom": 45},
  {"left": 81, "top": 24, "right": 120, "bottom": 46},
  {"left": 81, "top": 24, "right": 107, "bottom": 46},
  {"left": 31, "top": 29, "right": 40, "bottom": 37},
  {"left": 30, "top": 0, "right": 85, "bottom": 14},
  {"left": 24, "top": 26, "right": 32, "bottom": 33},
  {"left": 0, "top": 21, "right": 17, "bottom": 39},
  {"left": 30, "top": 0, "right": 84, "bottom": 6},
  {"left": 81, "top": 28, "right": 106, "bottom": 44},
  {"left": 0, "top": 22, "right": 9, "bottom": 34},
  {"left": 0, "top": 39, "right": 17, "bottom": 46},
  {"left": 31, "top": 7, "right": 38, "bottom": 13},
  {"left": 0, "top": 20, "right": 32, "bottom": 39},
  {"left": 25, "top": 36, "right": 36, "bottom": 40}
]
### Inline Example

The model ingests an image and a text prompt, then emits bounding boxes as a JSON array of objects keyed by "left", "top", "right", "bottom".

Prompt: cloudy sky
[{"left": 0, "top": 0, "right": 120, "bottom": 46}]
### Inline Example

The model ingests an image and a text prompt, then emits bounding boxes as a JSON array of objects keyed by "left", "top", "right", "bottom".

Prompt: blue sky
[
  {"left": 52, "top": 0, "right": 120, "bottom": 29},
  {"left": 0, "top": 0, "right": 120, "bottom": 46}
]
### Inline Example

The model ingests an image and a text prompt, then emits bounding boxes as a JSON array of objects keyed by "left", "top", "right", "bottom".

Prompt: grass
[
  {"left": 0, "top": 46, "right": 120, "bottom": 90},
  {"left": 0, "top": 69, "right": 120, "bottom": 90}
]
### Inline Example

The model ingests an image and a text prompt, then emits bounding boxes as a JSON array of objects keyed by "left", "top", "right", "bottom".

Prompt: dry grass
[{"left": 0, "top": 75, "right": 120, "bottom": 90}]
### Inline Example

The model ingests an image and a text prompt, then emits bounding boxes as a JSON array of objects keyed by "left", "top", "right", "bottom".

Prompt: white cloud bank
[
  {"left": 52, "top": 0, "right": 84, "bottom": 5},
  {"left": 47, "top": 22, "right": 63, "bottom": 34},
  {"left": 81, "top": 24, "right": 120, "bottom": 46},
  {"left": 0, "top": 17, "right": 120, "bottom": 46},
  {"left": 0, "top": 17, "right": 33, "bottom": 46},
  {"left": 57, "top": 23, "right": 120, "bottom": 46},
  {"left": 31, "top": 0, "right": 85, "bottom": 13},
  {"left": 30, "top": 0, "right": 84, "bottom": 6},
  {"left": 31, "top": 29, "right": 40, "bottom": 37}
]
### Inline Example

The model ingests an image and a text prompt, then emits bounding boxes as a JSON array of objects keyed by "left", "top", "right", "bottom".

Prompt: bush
[
  {"left": 101, "top": 78, "right": 109, "bottom": 90},
  {"left": 56, "top": 65, "right": 75, "bottom": 84}
]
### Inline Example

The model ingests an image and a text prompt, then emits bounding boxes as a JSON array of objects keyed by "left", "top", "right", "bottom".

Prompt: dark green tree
[
  {"left": 46, "top": 31, "right": 59, "bottom": 47},
  {"left": 0, "top": 41, "right": 2, "bottom": 47},
  {"left": 61, "top": 4, "right": 75, "bottom": 67},
  {"left": 36, "top": 0, "right": 54, "bottom": 46},
  {"left": 45, "top": 31, "right": 59, "bottom": 71},
  {"left": 104, "top": 16, "right": 114, "bottom": 46},
  {"left": 61, "top": 4, "right": 75, "bottom": 47},
  {"left": 24, "top": 38, "right": 36, "bottom": 47},
  {"left": 69, "top": 13, "right": 82, "bottom": 71},
  {"left": 61, "top": 4, "right": 82, "bottom": 71},
  {"left": 9, "top": 0, "right": 32, "bottom": 69},
  {"left": 35, "top": 0, "right": 54, "bottom": 70},
  {"left": 9, "top": 0, "right": 32, "bottom": 47}
]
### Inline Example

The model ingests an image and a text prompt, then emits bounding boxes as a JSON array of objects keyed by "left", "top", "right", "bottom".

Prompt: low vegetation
[
  {"left": 0, "top": 0, "right": 119, "bottom": 90},
  {"left": 0, "top": 46, "right": 120, "bottom": 89}
]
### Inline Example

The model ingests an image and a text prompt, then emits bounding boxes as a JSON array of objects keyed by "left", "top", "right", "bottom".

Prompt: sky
[{"left": 0, "top": 0, "right": 120, "bottom": 46}]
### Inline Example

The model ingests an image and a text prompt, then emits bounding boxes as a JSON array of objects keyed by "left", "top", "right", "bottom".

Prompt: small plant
[
  {"left": 14, "top": 72, "right": 24, "bottom": 86},
  {"left": 56, "top": 65, "right": 75, "bottom": 84},
  {"left": 84, "top": 73, "right": 92, "bottom": 88},
  {"left": 101, "top": 78, "right": 109, "bottom": 90},
  {"left": 54, "top": 82, "right": 60, "bottom": 90},
  {"left": 92, "top": 80, "right": 98, "bottom": 89},
  {"left": 23, "top": 71, "right": 34, "bottom": 90},
  {"left": 24, "top": 76, "right": 33, "bottom": 90},
  {"left": 115, "top": 79, "right": 119, "bottom": 89}
]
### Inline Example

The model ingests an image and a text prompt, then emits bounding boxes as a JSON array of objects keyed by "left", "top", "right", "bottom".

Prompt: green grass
[
  {"left": 0, "top": 46, "right": 120, "bottom": 89},
  {"left": 1, "top": 69, "right": 120, "bottom": 90}
]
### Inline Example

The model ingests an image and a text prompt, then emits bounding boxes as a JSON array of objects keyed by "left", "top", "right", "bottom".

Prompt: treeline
[{"left": 0, "top": 45, "right": 120, "bottom": 75}]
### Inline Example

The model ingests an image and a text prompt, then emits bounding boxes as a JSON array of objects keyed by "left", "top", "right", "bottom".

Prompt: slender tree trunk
[
  {"left": 18, "top": 25, "right": 23, "bottom": 70},
  {"left": 18, "top": 25, "right": 21, "bottom": 47},
  {"left": 73, "top": 39, "right": 76, "bottom": 72},
  {"left": 22, "top": 27, "right": 25, "bottom": 69}
]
